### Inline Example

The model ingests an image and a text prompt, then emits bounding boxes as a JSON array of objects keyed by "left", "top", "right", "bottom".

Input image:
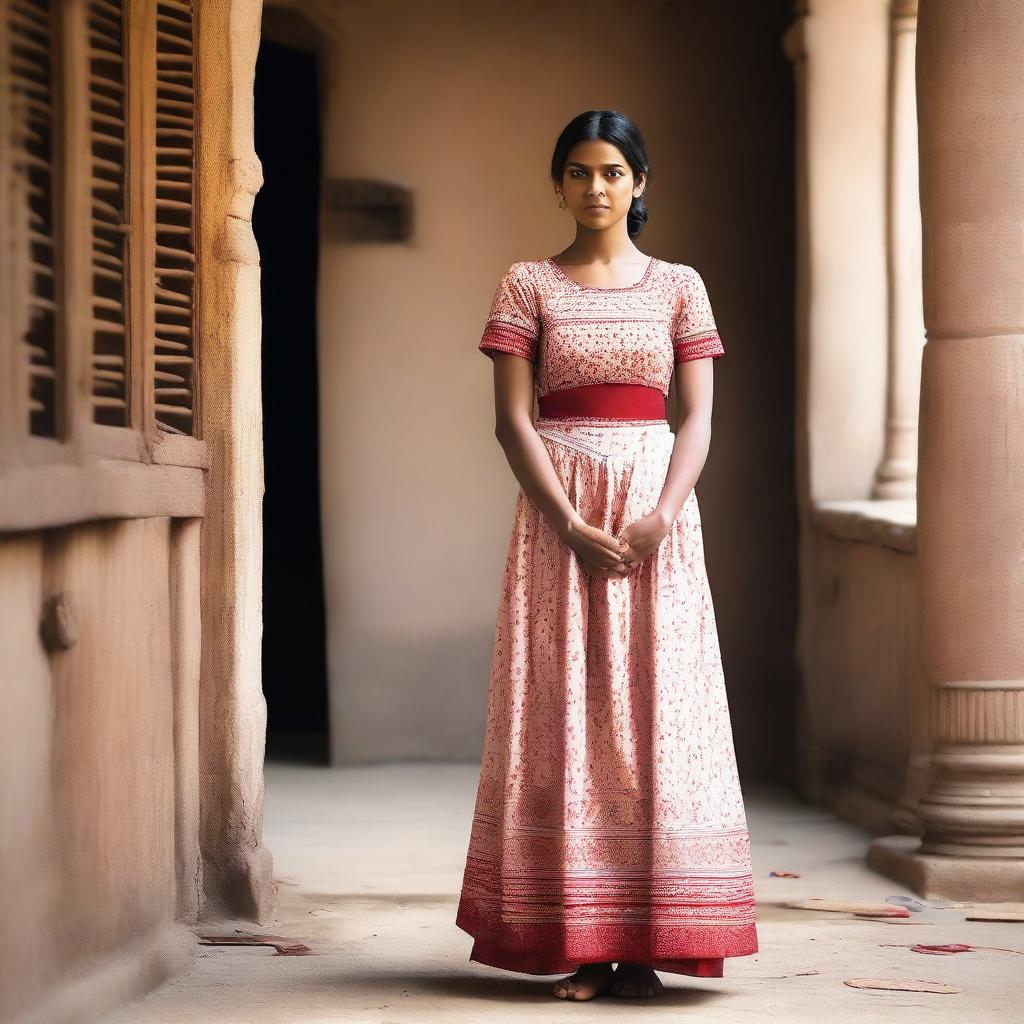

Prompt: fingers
[
  {"left": 595, "top": 536, "right": 626, "bottom": 558},
  {"left": 586, "top": 560, "right": 633, "bottom": 579},
  {"left": 590, "top": 540, "right": 627, "bottom": 569},
  {"left": 586, "top": 523, "right": 627, "bottom": 558}
]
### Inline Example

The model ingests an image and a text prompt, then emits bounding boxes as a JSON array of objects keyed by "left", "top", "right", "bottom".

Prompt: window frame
[{"left": 0, "top": 0, "right": 208, "bottom": 531}]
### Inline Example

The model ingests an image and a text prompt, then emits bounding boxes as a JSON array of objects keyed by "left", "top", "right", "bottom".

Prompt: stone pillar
[
  {"left": 871, "top": 0, "right": 925, "bottom": 500},
  {"left": 868, "top": 0, "right": 1024, "bottom": 899},
  {"left": 194, "top": 0, "right": 276, "bottom": 922}
]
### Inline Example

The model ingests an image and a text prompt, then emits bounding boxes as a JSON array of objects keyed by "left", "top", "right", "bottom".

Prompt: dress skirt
[{"left": 456, "top": 416, "right": 758, "bottom": 978}]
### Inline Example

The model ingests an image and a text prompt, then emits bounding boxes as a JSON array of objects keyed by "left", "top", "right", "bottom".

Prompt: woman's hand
[
  {"left": 561, "top": 518, "right": 631, "bottom": 579},
  {"left": 616, "top": 509, "right": 673, "bottom": 571}
]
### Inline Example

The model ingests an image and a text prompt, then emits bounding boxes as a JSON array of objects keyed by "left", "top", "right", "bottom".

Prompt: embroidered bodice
[{"left": 478, "top": 257, "right": 724, "bottom": 398}]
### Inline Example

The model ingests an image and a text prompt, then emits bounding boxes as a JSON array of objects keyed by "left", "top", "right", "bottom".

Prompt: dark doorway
[{"left": 253, "top": 35, "right": 328, "bottom": 762}]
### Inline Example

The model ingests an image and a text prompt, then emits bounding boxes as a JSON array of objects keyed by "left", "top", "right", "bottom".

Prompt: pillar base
[{"left": 867, "top": 834, "right": 1024, "bottom": 901}]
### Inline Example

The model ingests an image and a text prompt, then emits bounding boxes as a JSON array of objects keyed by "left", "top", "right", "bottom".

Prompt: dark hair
[{"left": 550, "top": 110, "right": 650, "bottom": 237}]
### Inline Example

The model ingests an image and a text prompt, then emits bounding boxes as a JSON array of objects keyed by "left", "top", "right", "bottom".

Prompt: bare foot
[
  {"left": 551, "top": 961, "right": 615, "bottom": 1000},
  {"left": 612, "top": 962, "right": 665, "bottom": 997}
]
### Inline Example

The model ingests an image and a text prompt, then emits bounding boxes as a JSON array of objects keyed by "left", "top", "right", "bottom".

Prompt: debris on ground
[
  {"left": 965, "top": 907, "right": 1024, "bottom": 923},
  {"left": 769, "top": 870, "right": 800, "bottom": 878},
  {"left": 885, "top": 894, "right": 958, "bottom": 912},
  {"left": 880, "top": 942, "right": 1024, "bottom": 956},
  {"left": 843, "top": 978, "right": 961, "bottom": 994},
  {"left": 785, "top": 899, "right": 911, "bottom": 918},
  {"left": 197, "top": 931, "right": 312, "bottom": 956}
]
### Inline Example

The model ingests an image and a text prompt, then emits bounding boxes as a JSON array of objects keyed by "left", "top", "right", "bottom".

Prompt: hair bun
[{"left": 627, "top": 195, "right": 649, "bottom": 238}]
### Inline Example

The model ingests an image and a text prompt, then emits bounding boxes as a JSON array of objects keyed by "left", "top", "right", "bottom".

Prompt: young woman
[{"left": 456, "top": 110, "right": 758, "bottom": 1001}]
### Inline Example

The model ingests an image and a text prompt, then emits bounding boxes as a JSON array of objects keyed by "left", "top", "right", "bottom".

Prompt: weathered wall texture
[
  {"left": 304, "top": 0, "right": 798, "bottom": 775},
  {"left": 0, "top": 521, "right": 193, "bottom": 1024},
  {"left": 798, "top": 517, "right": 924, "bottom": 833},
  {"left": 788, "top": 0, "right": 926, "bottom": 837},
  {"left": 1, "top": 1, "right": 275, "bottom": 1021}
]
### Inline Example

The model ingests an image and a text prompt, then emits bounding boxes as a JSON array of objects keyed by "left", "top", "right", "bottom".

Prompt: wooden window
[
  {"left": 1, "top": 0, "right": 205, "bottom": 524},
  {"left": 89, "top": 0, "right": 130, "bottom": 428},
  {"left": 6, "top": 0, "right": 60, "bottom": 442},
  {"left": 154, "top": 0, "right": 195, "bottom": 437}
]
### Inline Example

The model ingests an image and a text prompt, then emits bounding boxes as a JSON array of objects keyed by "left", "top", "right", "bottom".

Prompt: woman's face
[{"left": 555, "top": 138, "right": 645, "bottom": 232}]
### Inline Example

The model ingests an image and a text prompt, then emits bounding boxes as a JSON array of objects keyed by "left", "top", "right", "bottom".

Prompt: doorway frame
[{"left": 192, "top": 0, "right": 339, "bottom": 920}]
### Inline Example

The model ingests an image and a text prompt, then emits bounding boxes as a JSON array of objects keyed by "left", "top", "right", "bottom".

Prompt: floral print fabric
[
  {"left": 457, "top": 259, "right": 756, "bottom": 978},
  {"left": 477, "top": 257, "right": 725, "bottom": 395}
]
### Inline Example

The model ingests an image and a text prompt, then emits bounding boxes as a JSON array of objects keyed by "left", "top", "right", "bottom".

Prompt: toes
[
  {"left": 553, "top": 980, "right": 582, "bottom": 1000},
  {"left": 553, "top": 966, "right": 615, "bottom": 1000}
]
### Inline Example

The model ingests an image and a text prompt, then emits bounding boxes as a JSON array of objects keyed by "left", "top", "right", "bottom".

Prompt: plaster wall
[
  {"left": 0, "top": 520, "right": 189, "bottom": 1024},
  {"left": 789, "top": 1, "right": 924, "bottom": 834},
  {"left": 309, "top": 0, "right": 798, "bottom": 775},
  {"left": 791, "top": 0, "right": 890, "bottom": 508},
  {"left": 798, "top": 526, "right": 923, "bottom": 833}
]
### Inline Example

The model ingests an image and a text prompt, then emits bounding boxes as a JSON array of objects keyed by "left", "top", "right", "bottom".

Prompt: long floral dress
[{"left": 455, "top": 255, "right": 758, "bottom": 978}]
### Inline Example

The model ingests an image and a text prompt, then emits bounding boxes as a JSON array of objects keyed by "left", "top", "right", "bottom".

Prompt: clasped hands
[{"left": 562, "top": 509, "right": 672, "bottom": 579}]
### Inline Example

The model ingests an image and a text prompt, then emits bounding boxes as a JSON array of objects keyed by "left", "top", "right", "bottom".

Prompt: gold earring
[{"left": 558, "top": 195, "right": 568, "bottom": 210}]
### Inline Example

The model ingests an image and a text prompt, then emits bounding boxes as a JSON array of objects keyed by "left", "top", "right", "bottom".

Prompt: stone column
[
  {"left": 194, "top": 0, "right": 275, "bottom": 922},
  {"left": 871, "top": 0, "right": 925, "bottom": 500},
  {"left": 868, "top": 0, "right": 1024, "bottom": 899}
]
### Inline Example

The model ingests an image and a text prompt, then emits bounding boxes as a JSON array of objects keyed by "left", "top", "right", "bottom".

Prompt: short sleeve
[
  {"left": 672, "top": 265, "right": 725, "bottom": 363},
  {"left": 478, "top": 262, "right": 540, "bottom": 363}
]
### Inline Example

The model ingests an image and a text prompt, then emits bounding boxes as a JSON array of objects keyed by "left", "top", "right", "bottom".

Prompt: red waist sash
[{"left": 537, "top": 383, "right": 666, "bottom": 420}]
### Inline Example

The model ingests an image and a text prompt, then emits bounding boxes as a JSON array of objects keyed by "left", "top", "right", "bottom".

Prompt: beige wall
[
  {"left": 798, "top": 518, "right": 922, "bottom": 831},
  {"left": 0, "top": 521, "right": 192, "bottom": 1023},
  {"left": 785, "top": 0, "right": 930, "bottom": 840},
  {"left": 307, "top": 0, "right": 798, "bottom": 774}
]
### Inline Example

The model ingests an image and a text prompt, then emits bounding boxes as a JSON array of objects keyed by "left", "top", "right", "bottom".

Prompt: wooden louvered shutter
[
  {"left": 87, "top": 0, "right": 129, "bottom": 427},
  {"left": 8, "top": 0, "right": 59, "bottom": 439},
  {"left": 153, "top": 0, "right": 195, "bottom": 436},
  {"left": 2, "top": 0, "right": 205, "bottom": 483}
]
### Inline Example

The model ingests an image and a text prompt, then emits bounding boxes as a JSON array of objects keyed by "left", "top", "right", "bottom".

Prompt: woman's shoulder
[
  {"left": 490, "top": 259, "right": 544, "bottom": 288},
  {"left": 667, "top": 260, "right": 704, "bottom": 281},
  {"left": 505, "top": 258, "right": 547, "bottom": 278}
]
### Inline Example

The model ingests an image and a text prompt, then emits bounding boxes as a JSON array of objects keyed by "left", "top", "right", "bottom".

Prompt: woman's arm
[
  {"left": 653, "top": 358, "right": 715, "bottom": 528},
  {"left": 614, "top": 358, "right": 714, "bottom": 570},
  {"left": 487, "top": 352, "right": 627, "bottom": 577}
]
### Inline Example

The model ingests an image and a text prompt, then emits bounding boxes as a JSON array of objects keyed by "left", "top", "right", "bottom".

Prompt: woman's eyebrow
[{"left": 566, "top": 161, "right": 626, "bottom": 170}]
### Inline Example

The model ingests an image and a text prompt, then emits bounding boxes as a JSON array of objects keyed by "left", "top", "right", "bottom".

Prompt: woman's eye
[{"left": 567, "top": 168, "right": 624, "bottom": 179}]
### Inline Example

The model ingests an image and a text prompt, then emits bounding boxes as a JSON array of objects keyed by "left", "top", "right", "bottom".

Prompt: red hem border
[{"left": 456, "top": 905, "right": 758, "bottom": 979}]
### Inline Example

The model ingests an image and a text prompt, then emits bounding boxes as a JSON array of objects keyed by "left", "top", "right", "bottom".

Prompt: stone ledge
[
  {"left": 868, "top": 834, "right": 1024, "bottom": 901},
  {"left": 810, "top": 498, "right": 917, "bottom": 553}
]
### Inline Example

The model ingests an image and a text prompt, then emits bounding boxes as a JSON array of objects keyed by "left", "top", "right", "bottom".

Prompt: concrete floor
[{"left": 102, "top": 763, "right": 1019, "bottom": 1023}]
